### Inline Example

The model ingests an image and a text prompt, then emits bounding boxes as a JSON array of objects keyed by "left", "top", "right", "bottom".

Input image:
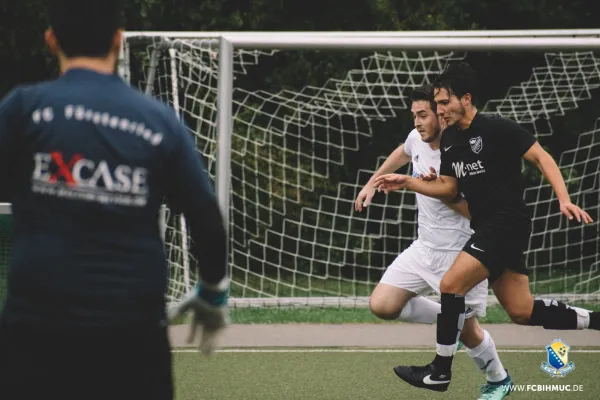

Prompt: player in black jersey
[
  {"left": 0, "top": 1, "right": 228, "bottom": 399},
  {"left": 374, "top": 62, "right": 598, "bottom": 393}
]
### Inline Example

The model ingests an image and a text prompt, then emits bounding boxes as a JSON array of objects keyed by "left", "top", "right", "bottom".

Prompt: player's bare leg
[
  {"left": 370, "top": 284, "right": 416, "bottom": 320},
  {"left": 492, "top": 269, "right": 600, "bottom": 330},
  {"left": 393, "top": 252, "right": 488, "bottom": 392},
  {"left": 459, "top": 316, "right": 483, "bottom": 348},
  {"left": 370, "top": 284, "right": 440, "bottom": 324}
]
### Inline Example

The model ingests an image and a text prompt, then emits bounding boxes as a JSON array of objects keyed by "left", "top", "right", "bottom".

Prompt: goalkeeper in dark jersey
[
  {"left": 374, "top": 61, "right": 598, "bottom": 393},
  {"left": 0, "top": 1, "right": 228, "bottom": 399}
]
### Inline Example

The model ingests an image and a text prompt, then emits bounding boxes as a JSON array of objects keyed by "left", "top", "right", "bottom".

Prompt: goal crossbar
[
  {"left": 124, "top": 35, "right": 600, "bottom": 51},
  {"left": 123, "top": 29, "right": 600, "bottom": 39}
]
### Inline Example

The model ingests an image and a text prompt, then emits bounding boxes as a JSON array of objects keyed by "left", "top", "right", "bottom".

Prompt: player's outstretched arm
[
  {"left": 355, "top": 144, "right": 411, "bottom": 211},
  {"left": 417, "top": 167, "right": 471, "bottom": 219},
  {"left": 165, "top": 119, "right": 230, "bottom": 355},
  {"left": 373, "top": 173, "right": 458, "bottom": 201},
  {"left": 523, "top": 142, "right": 592, "bottom": 223}
]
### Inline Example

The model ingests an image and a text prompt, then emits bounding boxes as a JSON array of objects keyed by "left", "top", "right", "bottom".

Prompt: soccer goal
[{"left": 118, "top": 30, "right": 599, "bottom": 307}]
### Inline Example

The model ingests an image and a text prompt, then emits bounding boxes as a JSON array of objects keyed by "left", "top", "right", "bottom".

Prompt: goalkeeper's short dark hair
[
  {"left": 410, "top": 84, "right": 436, "bottom": 113},
  {"left": 433, "top": 61, "right": 479, "bottom": 105},
  {"left": 48, "top": 0, "right": 124, "bottom": 58}
]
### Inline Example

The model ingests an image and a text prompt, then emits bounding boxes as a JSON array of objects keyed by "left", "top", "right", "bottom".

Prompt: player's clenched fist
[
  {"left": 373, "top": 173, "right": 410, "bottom": 193},
  {"left": 418, "top": 166, "right": 437, "bottom": 181}
]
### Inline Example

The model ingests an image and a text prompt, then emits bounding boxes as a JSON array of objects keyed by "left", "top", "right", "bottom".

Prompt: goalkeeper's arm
[
  {"left": 166, "top": 121, "right": 227, "bottom": 286},
  {"left": 164, "top": 119, "right": 228, "bottom": 354}
]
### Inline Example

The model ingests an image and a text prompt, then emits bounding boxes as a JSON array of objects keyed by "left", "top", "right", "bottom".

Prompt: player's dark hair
[
  {"left": 433, "top": 61, "right": 479, "bottom": 105},
  {"left": 410, "top": 84, "right": 436, "bottom": 113},
  {"left": 48, "top": 0, "right": 124, "bottom": 58}
]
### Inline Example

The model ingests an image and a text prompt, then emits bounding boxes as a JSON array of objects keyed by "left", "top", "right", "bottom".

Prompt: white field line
[{"left": 173, "top": 348, "right": 600, "bottom": 354}]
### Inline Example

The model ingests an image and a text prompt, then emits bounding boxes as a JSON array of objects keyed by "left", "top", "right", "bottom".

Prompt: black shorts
[
  {"left": 462, "top": 224, "right": 531, "bottom": 284},
  {"left": 0, "top": 317, "right": 173, "bottom": 400}
]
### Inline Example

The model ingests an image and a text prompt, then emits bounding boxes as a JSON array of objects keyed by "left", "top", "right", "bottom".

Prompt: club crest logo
[
  {"left": 469, "top": 136, "right": 483, "bottom": 154},
  {"left": 540, "top": 339, "right": 575, "bottom": 378}
]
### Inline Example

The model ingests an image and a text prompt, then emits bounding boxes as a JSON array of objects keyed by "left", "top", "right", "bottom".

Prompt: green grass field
[
  {"left": 225, "top": 303, "right": 600, "bottom": 324},
  {"left": 170, "top": 305, "right": 600, "bottom": 399},
  {"left": 172, "top": 349, "right": 600, "bottom": 400}
]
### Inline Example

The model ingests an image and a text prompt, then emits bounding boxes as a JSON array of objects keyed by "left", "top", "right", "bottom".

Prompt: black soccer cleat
[{"left": 393, "top": 363, "right": 452, "bottom": 392}]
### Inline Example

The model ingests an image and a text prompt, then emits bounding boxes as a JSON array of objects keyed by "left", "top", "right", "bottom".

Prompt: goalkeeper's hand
[{"left": 168, "top": 278, "right": 230, "bottom": 355}]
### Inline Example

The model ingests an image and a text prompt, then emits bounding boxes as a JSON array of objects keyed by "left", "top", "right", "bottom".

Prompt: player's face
[
  {"left": 434, "top": 88, "right": 467, "bottom": 127},
  {"left": 411, "top": 100, "right": 441, "bottom": 143}
]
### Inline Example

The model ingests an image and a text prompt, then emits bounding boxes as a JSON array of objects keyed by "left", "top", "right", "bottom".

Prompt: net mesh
[{"left": 121, "top": 37, "right": 600, "bottom": 306}]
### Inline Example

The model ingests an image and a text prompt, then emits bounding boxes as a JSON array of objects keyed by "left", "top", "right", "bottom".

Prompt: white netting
[
  {"left": 481, "top": 52, "right": 600, "bottom": 136},
  {"left": 121, "top": 36, "right": 600, "bottom": 306},
  {"left": 526, "top": 120, "right": 600, "bottom": 295}
]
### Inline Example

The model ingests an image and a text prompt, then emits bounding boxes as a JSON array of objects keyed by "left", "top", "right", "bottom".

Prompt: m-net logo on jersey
[
  {"left": 452, "top": 160, "right": 486, "bottom": 178},
  {"left": 30, "top": 151, "right": 149, "bottom": 207}
]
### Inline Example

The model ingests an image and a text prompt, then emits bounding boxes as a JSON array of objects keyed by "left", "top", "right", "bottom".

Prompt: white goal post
[{"left": 117, "top": 30, "right": 600, "bottom": 308}]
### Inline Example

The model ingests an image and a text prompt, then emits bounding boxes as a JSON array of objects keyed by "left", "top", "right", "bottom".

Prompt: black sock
[
  {"left": 528, "top": 299, "right": 589, "bottom": 330},
  {"left": 433, "top": 293, "right": 465, "bottom": 373},
  {"left": 589, "top": 312, "right": 600, "bottom": 330}
]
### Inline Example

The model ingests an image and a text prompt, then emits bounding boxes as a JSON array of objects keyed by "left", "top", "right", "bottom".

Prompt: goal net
[{"left": 118, "top": 33, "right": 600, "bottom": 308}]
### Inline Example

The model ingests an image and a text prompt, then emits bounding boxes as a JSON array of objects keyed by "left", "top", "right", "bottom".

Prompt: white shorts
[{"left": 379, "top": 239, "right": 488, "bottom": 318}]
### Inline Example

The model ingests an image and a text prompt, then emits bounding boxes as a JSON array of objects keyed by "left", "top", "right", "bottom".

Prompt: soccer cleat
[
  {"left": 457, "top": 340, "right": 464, "bottom": 351},
  {"left": 393, "top": 363, "right": 451, "bottom": 392},
  {"left": 478, "top": 370, "right": 513, "bottom": 399}
]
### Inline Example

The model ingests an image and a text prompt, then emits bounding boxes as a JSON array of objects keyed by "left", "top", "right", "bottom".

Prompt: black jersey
[
  {"left": 0, "top": 68, "right": 226, "bottom": 327},
  {"left": 439, "top": 113, "right": 537, "bottom": 230}
]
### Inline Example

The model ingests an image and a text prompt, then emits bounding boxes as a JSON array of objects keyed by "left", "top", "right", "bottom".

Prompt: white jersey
[{"left": 403, "top": 129, "right": 473, "bottom": 251}]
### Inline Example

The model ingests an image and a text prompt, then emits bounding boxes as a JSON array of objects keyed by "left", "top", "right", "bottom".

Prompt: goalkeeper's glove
[{"left": 168, "top": 277, "right": 230, "bottom": 355}]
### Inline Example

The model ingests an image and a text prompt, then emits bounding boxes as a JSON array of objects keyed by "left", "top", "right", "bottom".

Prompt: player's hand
[
  {"left": 355, "top": 185, "right": 376, "bottom": 212},
  {"left": 559, "top": 201, "right": 593, "bottom": 224},
  {"left": 373, "top": 173, "right": 410, "bottom": 193},
  {"left": 418, "top": 166, "right": 437, "bottom": 181},
  {"left": 168, "top": 278, "right": 230, "bottom": 355}
]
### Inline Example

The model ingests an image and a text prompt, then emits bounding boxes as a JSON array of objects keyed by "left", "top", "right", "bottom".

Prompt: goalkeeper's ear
[
  {"left": 109, "top": 29, "right": 124, "bottom": 57},
  {"left": 45, "top": 28, "right": 60, "bottom": 57}
]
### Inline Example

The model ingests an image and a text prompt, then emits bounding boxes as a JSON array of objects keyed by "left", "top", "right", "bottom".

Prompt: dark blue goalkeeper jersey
[{"left": 0, "top": 68, "right": 226, "bottom": 327}]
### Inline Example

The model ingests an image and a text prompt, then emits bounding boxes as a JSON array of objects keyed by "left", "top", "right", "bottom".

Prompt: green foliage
[{"left": 0, "top": 0, "right": 597, "bottom": 97}]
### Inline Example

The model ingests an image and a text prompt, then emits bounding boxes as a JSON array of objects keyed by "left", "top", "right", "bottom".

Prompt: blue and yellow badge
[{"left": 540, "top": 339, "right": 575, "bottom": 378}]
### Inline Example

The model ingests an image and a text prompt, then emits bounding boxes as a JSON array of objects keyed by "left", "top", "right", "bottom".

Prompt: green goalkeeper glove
[{"left": 168, "top": 277, "right": 230, "bottom": 355}]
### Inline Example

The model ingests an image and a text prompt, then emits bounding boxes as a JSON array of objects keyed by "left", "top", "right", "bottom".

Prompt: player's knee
[
  {"left": 502, "top": 294, "right": 534, "bottom": 325},
  {"left": 506, "top": 307, "right": 532, "bottom": 325},
  {"left": 439, "top": 275, "right": 462, "bottom": 295},
  {"left": 369, "top": 298, "right": 400, "bottom": 320}
]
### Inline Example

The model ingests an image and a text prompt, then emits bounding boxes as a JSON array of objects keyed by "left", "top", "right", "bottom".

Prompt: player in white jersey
[{"left": 355, "top": 85, "right": 512, "bottom": 399}]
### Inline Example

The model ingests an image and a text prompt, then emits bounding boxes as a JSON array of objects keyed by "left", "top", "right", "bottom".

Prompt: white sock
[
  {"left": 465, "top": 329, "right": 508, "bottom": 383},
  {"left": 398, "top": 296, "right": 440, "bottom": 324},
  {"left": 568, "top": 305, "right": 591, "bottom": 329}
]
